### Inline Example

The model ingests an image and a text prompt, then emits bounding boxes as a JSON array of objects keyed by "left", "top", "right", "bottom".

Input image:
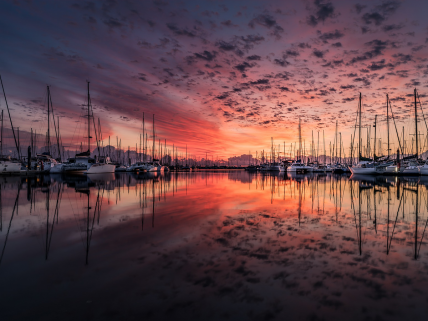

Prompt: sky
[{"left": 1, "top": 0, "right": 428, "bottom": 159}]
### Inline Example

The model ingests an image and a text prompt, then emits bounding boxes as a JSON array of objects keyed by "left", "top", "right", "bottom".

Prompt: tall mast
[
  {"left": 47, "top": 86, "right": 51, "bottom": 155},
  {"left": 0, "top": 75, "right": 19, "bottom": 158},
  {"left": 87, "top": 81, "right": 91, "bottom": 153},
  {"left": 323, "top": 130, "right": 325, "bottom": 164},
  {"left": 335, "top": 120, "right": 338, "bottom": 163},
  {"left": 386, "top": 94, "right": 390, "bottom": 159},
  {"left": 374, "top": 115, "right": 377, "bottom": 160},
  {"left": 359, "top": 93, "right": 362, "bottom": 159},
  {"left": 152, "top": 114, "right": 155, "bottom": 161},
  {"left": 415, "top": 88, "right": 418, "bottom": 159},
  {"left": 298, "top": 117, "right": 302, "bottom": 160},
  {"left": 142, "top": 113, "right": 145, "bottom": 162},
  {"left": 0, "top": 110, "right": 3, "bottom": 156}
]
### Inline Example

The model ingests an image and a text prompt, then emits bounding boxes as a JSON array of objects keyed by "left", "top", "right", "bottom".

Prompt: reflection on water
[{"left": 1, "top": 172, "right": 428, "bottom": 320}]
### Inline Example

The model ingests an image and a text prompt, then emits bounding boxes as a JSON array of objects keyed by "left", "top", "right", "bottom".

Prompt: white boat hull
[
  {"left": 0, "top": 162, "right": 21, "bottom": 173},
  {"left": 50, "top": 164, "right": 64, "bottom": 173},
  {"left": 349, "top": 167, "right": 377, "bottom": 175},
  {"left": 86, "top": 164, "right": 116, "bottom": 174},
  {"left": 287, "top": 166, "right": 313, "bottom": 172}
]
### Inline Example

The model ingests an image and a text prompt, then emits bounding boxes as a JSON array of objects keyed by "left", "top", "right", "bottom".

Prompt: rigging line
[
  {"left": 387, "top": 188, "right": 405, "bottom": 253},
  {"left": 0, "top": 185, "right": 21, "bottom": 266},
  {"left": 47, "top": 184, "right": 62, "bottom": 258},
  {"left": 389, "top": 99, "right": 404, "bottom": 156},
  {"left": 0, "top": 75, "right": 20, "bottom": 158},
  {"left": 49, "top": 91, "right": 61, "bottom": 160},
  {"left": 416, "top": 92, "right": 428, "bottom": 153},
  {"left": 417, "top": 202, "right": 428, "bottom": 257}
]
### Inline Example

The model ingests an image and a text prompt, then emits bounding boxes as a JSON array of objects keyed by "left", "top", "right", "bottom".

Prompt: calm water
[{"left": 1, "top": 171, "right": 428, "bottom": 320}]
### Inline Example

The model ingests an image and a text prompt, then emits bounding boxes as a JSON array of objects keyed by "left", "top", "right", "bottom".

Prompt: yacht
[
  {"left": 312, "top": 164, "right": 327, "bottom": 173},
  {"left": 63, "top": 152, "right": 115, "bottom": 174},
  {"left": 0, "top": 157, "right": 21, "bottom": 174},
  {"left": 419, "top": 160, "right": 428, "bottom": 175},
  {"left": 402, "top": 161, "right": 420, "bottom": 175},
  {"left": 126, "top": 162, "right": 146, "bottom": 172},
  {"left": 267, "top": 162, "right": 285, "bottom": 171},
  {"left": 349, "top": 161, "right": 377, "bottom": 175},
  {"left": 146, "top": 160, "right": 165, "bottom": 172},
  {"left": 286, "top": 161, "right": 313, "bottom": 173},
  {"left": 31, "top": 153, "right": 59, "bottom": 172}
]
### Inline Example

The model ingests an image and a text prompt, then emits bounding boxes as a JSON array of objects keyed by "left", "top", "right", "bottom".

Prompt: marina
[{"left": 4, "top": 0, "right": 428, "bottom": 319}]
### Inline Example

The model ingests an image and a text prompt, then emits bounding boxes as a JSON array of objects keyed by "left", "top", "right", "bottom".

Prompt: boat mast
[
  {"left": 415, "top": 88, "right": 418, "bottom": 159},
  {"left": 87, "top": 81, "right": 91, "bottom": 153},
  {"left": 387, "top": 94, "right": 390, "bottom": 159},
  {"left": 374, "top": 115, "right": 377, "bottom": 160},
  {"left": 0, "top": 110, "right": 3, "bottom": 157},
  {"left": 335, "top": 120, "right": 338, "bottom": 163},
  {"left": 47, "top": 86, "right": 51, "bottom": 155},
  {"left": 152, "top": 114, "right": 155, "bottom": 162},
  {"left": 359, "top": 93, "right": 362, "bottom": 160},
  {"left": 298, "top": 117, "right": 302, "bottom": 161},
  {"left": 0, "top": 75, "right": 19, "bottom": 158}
]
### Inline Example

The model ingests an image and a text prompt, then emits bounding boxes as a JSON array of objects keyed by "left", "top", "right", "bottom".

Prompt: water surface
[{"left": 1, "top": 171, "right": 428, "bottom": 320}]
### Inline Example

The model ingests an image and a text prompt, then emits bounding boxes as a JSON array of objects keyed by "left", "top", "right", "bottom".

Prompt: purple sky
[{"left": 1, "top": 0, "right": 427, "bottom": 158}]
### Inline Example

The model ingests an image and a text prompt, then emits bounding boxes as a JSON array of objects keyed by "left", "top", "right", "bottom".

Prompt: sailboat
[
  {"left": 349, "top": 93, "right": 377, "bottom": 175},
  {"left": 63, "top": 82, "right": 115, "bottom": 174},
  {"left": 0, "top": 76, "right": 23, "bottom": 174},
  {"left": 287, "top": 118, "right": 313, "bottom": 173},
  {"left": 144, "top": 115, "right": 165, "bottom": 172}
]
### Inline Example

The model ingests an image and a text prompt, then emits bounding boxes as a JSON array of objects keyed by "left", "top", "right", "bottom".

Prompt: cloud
[
  {"left": 319, "top": 29, "right": 344, "bottom": 42},
  {"left": 246, "top": 55, "right": 261, "bottom": 61},
  {"left": 306, "top": 0, "right": 335, "bottom": 27},
  {"left": 194, "top": 50, "right": 217, "bottom": 61},
  {"left": 354, "top": 4, "right": 367, "bottom": 14},
  {"left": 248, "top": 14, "right": 284, "bottom": 39},
  {"left": 362, "top": 1, "right": 400, "bottom": 26},
  {"left": 348, "top": 39, "right": 390, "bottom": 64},
  {"left": 313, "top": 49, "right": 326, "bottom": 58},
  {"left": 234, "top": 61, "right": 255, "bottom": 73},
  {"left": 166, "top": 23, "right": 196, "bottom": 37}
]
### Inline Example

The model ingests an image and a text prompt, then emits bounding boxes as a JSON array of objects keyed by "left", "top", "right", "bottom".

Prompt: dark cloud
[
  {"left": 319, "top": 29, "right": 344, "bottom": 42},
  {"left": 298, "top": 42, "right": 311, "bottom": 49},
  {"left": 234, "top": 61, "right": 255, "bottom": 73},
  {"left": 340, "top": 85, "right": 355, "bottom": 90},
  {"left": 354, "top": 4, "right": 367, "bottom": 14},
  {"left": 246, "top": 55, "right": 261, "bottom": 61},
  {"left": 221, "top": 20, "right": 236, "bottom": 27},
  {"left": 348, "top": 39, "right": 390, "bottom": 64},
  {"left": 248, "top": 14, "right": 284, "bottom": 39},
  {"left": 382, "top": 23, "right": 404, "bottom": 32},
  {"left": 362, "top": 12, "right": 385, "bottom": 26},
  {"left": 194, "top": 50, "right": 217, "bottom": 61},
  {"left": 306, "top": 0, "right": 335, "bottom": 27},
  {"left": 285, "top": 50, "right": 300, "bottom": 57},
  {"left": 216, "top": 40, "right": 235, "bottom": 51},
  {"left": 273, "top": 58, "right": 290, "bottom": 67},
  {"left": 392, "top": 53, "right": 413, "bottom": 64},
  {"left": 313, "top": 49, "right": 326, "bottom": 58},
  {"left": 362, "top": 1, "right": 400, "bottom": 26},
  {"left": 249, "top": 79, "right": 269, "bottom": 85},
  {"left": 166, "top": 23, "right": 196, "bottom": 37},
  {"left": 332, "top": 42, "right": 342, "bottom": 47},
  {"left": 367, "top": 59, "right": 394, "bottom": 71}
]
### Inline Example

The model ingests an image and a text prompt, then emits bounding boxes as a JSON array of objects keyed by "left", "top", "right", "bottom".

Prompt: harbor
[{"left": 3, "top": 0, "right": 428, "bottom": 320}]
